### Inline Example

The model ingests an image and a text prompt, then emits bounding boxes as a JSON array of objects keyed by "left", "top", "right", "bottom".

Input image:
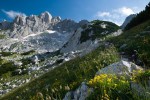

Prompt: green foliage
[
  {"left": 80, "top": 20, "right": 120, "bottom": 43},
  {"left": 0, "top": 34, "right": 5, "bottom": 39},
  {"left": 0, "top": 52, "right": 15, "bottom": 57},
  {"left": 0, "top": 59, "right": 16, "bottom": 76},
  {"left": 20, "top": 58, "right": 34, "bottom": 65},
  {"left": 133, "top": 70, "right": 150, "bottom": 87}
]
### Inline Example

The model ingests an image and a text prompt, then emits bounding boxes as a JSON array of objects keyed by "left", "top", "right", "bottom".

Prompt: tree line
[{"left": 125, "top": 2, "right": 150, "bottom": 30}]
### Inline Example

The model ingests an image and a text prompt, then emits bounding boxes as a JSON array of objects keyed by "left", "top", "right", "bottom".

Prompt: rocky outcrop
[
  {"left": 53, "top": 19, "right": 88, "bottom": 33},
  {"left": 63, "top": 82, "right": 93, "bottom": 100},
  {"left": 39, "top": 11, "right": 52, "bottom": 23},
  {"left": 10, "top": 12, "right": 54, "bottom": 38},
  {"left": 96, "top": 60, "right": 143, "bottom": 76},
  {"left": 121, "top": 14, "right": 136, "bottom": 29},
  {"left": 60, "top": 21, "right": 120, "bottom": 55},
  {"left": 60, "top": 27, "right": 100, "bottom": 56}
]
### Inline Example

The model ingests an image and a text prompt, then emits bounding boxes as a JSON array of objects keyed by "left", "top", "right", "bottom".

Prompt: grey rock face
[
  {"left": 121, "top": 14, "right": 136, "bottom": 29},
  {"left": 0, "top": 11, "right": 89, "bottom": 39},
  {"left": 53, "top": 19, "right": 89, "bottom": 33},
  {"left": 0, "top": 11, "right": 90, "bottom": 53},
  {"left": 10, "top": 12, "right": 53, "bottom": 38},
  {"left": 51, "top": 16, "right": 61, "bottom": 24},
  {"left": 0, "top": 12, "right": 61, "bottom": 38},
  {"left": 63, "top": 82, "right": 93, "bottom": 100},
  {"left": 39, "top": 11, "right": 52, "bottom": 23},
  {"left": 96, "top": 60, "right": 143, "bottom": 76}
]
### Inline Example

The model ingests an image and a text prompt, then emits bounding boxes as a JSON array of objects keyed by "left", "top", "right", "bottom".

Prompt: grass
[
  {"left": 0, "top": 45, "right": 120, "bottom": 100},
  {"left": 108, "top": 20, "right": 150, "bottom": 68}
]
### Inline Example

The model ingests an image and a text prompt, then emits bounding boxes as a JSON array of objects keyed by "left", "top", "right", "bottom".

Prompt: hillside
[
  {"left": 0, "top": 19, "right": 150, "bottom": 100},
  {"left": 109, "top": 20, "right": 150, "bottom": 67}
]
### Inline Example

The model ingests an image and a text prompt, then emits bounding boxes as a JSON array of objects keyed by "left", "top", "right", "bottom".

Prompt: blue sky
[{"left": 0, "top": 0, "right": 149, "bottom": 25}]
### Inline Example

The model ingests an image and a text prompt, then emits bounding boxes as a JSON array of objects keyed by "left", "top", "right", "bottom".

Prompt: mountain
[
  {"left": 0, "top": 11, "right": 122, "bottom": 98},
  {"left": 0, "top": 7, "right": 149, "bottom": 99},
  {"left": 1, "top": 18, "right": 150, "bottom": 100},
  {"left": 0, "top": 12, "right": 89, "bottom": 53},
  {"left": 0, "top": 11, "right": 60, "bottom": 38},
  {"left": 121, "top": 14, "right": 136, "bottom": 29}
]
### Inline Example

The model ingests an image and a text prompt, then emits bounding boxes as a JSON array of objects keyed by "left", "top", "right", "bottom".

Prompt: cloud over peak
[
  {"left": 115, "top": 7, "right": 135, "bottom": 16},
  {"left": 2, "top": 10, "right": 26, "bottom": 19},
  {"left": 95, "top": 6, "right": 139, "bottom": 25}
]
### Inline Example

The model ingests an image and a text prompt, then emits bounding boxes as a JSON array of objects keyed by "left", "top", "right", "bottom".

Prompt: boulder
[
  {"left": 63, "top": 82, "right": 93, "bottom": 100},
  {"left": 96, "top": 60, "right": 143, "bottom": 76}
]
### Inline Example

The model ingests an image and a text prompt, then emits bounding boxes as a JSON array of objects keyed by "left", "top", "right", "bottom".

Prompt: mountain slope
[
  {"left": 1, "top": 44, "right": 120, "bottom": 100},
  {"left": 0, "top": 19, "right": 121, "bottom": 99},
  {"left": 1, "top": 19, "right": 150, "bottom": 99}
]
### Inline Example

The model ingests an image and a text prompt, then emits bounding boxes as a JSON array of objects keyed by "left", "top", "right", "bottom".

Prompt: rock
[
  {"left": 51, "top": 16, "right": 61, "bottom": 24},
  {"left": 33, "top": 55, "right": 39, "bottom": 65},
  {"left": 121, "top": 14, "right": 136, "bottom": 29},
  {"left": 1, "top": 11, "right": 62, "bottom": 38},
  {"left": 100, "top": 22, "right": 107, "bottom": 28},
  {"left": 14, "top": 15, "right": 26, "bottom": 26},
  {"left": 39, "top": 11, "right": 52, "bottom": 23},
  {"left": 78, "top": 20, "right": 89, "bottom": 27},
  {"left": 63, "top": 82, "right": 93, "bottom": 100},
  {"left": 53, "top": 19, "right": 79, "bottom": 33},
  {"left": 96, "top": 60, "right": 143, "bottom": 76},
  {"left": 120, "top": 44, "right": 127, "bottom": 49}
]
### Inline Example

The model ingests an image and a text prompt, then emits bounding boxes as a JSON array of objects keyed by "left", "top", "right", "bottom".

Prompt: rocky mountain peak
[
  {"left": 39, "top": 11, "right": 52, "bottom": 23},
  {"left": 13, "top": 15, "right": 26, "bottom": 26},
  {"left": 0, "top": 11, "right": 63, "bottom": 38}
]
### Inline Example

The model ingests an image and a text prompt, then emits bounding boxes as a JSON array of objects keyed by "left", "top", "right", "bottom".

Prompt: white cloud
[
  {"left": 94, "top": 6, "right": 139, "bottom": 25},
  {"left": 115, "top": 7, "right": 135, "bottom": 16},
  {"left": 96, "top": 12, "right": 110, "bottom": 17},
  {"left": 2, "top": 10, "right": 26, "bottom": 19}
]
